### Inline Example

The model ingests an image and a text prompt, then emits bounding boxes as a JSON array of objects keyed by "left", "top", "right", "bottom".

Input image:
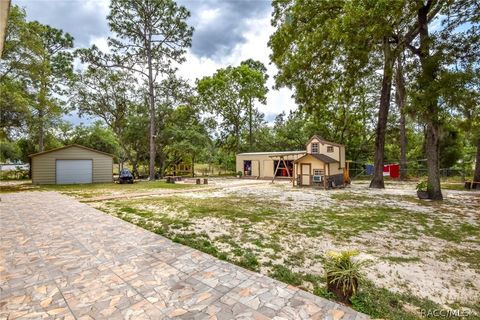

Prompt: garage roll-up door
[{"left": 56, "top": 160, "right": 92, "bottom": 184}]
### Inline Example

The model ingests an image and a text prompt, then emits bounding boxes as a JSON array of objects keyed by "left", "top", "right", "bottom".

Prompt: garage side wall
[{"left": 32, "top": 146, "right": 113, "bottom": 184}]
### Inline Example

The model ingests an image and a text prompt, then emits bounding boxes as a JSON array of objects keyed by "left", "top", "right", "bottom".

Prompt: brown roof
[
  {"left": 305, "top": 135, "right": 344, "bottom": 148},
  {"left": 29, "top": 144, "right": 115, "bottom": 158},
  {"left": 294, "top": 153, "right": 339, "bottom": 164}
]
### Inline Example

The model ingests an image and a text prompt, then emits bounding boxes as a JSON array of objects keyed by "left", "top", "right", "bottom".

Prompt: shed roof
[
  {"left": 305, "top": 135, "right": 344, "bottom": 148},
  {"left": 29, "top": 144, "right": 115, "bottom": 158},
  {"left": 237, "top": 151, "right": 305, "bottom": 156},
  {"left": 294, "top": 153, "right": 339, "bottom": 164}
]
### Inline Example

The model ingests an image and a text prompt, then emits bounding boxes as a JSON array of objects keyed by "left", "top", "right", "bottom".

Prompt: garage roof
[{"left": 29, "top": 144, "right": 115, "bottom": 158}]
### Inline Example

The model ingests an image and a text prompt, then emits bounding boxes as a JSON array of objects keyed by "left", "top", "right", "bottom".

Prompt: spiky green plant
[{"left": 324, "top": 250, "right": 369, "bottom": 302}]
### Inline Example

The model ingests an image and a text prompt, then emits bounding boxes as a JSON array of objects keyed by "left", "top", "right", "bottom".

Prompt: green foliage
[
  {"left": 416, "top": 181, "right": 428, "bottom": 192},
  {"left": 68, "top": 122, "right": 121, "bottom": 156},
  {"left": 197, "top": 62, "right": 268, "bottom": 154},
  {"left": 269, "top": 265, "right": 303, "bottom": 286},
  {"left": 0, "top": 140, "right": 21, "bottom": 162},
  {"left": 0, "top": 5, "right": 74, "bottom": 151},
  {"left": 324, "top": 250, "right": 368, "bottom": 299}
]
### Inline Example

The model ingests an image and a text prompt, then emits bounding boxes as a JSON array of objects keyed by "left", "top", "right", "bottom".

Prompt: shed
[
  {"left": 293, "top": 135, "right": 345, "bottom": 188},
  {"left": 29, "top": 144, "right": 114, "bottom": 185},
  {"left": 236, "top": 151, "right": 305, "bottom": 179}
]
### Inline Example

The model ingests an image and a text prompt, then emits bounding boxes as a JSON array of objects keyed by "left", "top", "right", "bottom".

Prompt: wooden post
[
  {"left": 272, "top": 157, "right": 282, "bottom": 183},
  {"left": 293, "top": 163, "right": 297, "bottom": 187},
  {"left": 281, "top": 157, "right": 293, "bottom": 183},
  {"left": 323, "top": 163, "right": 327, "bottom": 190}
]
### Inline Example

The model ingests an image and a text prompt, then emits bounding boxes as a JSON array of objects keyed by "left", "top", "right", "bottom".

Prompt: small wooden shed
[
  {"left": 293, "top": 136, "right": 346, "bottom": 188},
  {"left": 29, "top": 144, "right": 114, "bottom": 185}
]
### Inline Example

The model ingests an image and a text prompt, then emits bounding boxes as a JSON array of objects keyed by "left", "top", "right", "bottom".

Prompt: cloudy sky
[{"left": 13, "top": 0, "right": 297, "bottom": 123}]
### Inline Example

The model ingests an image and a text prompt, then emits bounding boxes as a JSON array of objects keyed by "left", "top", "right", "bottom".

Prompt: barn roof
[{"left": 29, "top": 144, "right": 115, "bottom": 158}]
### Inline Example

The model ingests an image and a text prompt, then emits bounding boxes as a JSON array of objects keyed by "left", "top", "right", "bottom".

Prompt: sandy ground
[{"left": 98, "top": 178, "right": 480, "bottom": 310}]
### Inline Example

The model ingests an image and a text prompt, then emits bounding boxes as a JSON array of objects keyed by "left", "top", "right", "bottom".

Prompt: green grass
[
  {"left": 330, "top": 193, "right": 374, "bottom": 202},
  {"left": 97, "top": 191, "right": 479, "bottom": 320},
  {"left": 382, "top": 256, "right": 422, "bottom": 264},
  {"left": 0, "top": 180, "right": 197, "bottom": 198}
]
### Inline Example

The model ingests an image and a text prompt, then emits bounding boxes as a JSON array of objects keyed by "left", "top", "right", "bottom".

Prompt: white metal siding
[{"left": 56, "top": 160, "right": 92, "bottom": 184}]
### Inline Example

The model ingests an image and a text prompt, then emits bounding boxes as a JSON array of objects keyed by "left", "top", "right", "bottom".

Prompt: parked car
[{"left": 118, "top": 169, "right": 134, "bottom": 184}]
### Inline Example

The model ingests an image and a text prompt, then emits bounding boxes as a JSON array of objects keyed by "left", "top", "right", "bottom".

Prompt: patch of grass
[
  {"left": 237, "top": 251, "right": 260, "bottom": 271},
  {"left": 441, "top": 248, "right": 480, "bottom": 271},
  {"left": 1, "top": 180, "right": 197, "bottom": 198},
  {"left": 441, "top": 183, "right": 467, "bottom": 191},
  {"left": 146, "top": 196, "right": 283, "bottom": 223},
  {"left": 424, "top": 221, "right": 478, "bottom": 243},
  {"left": 349, "top": 281, "right": 472, "bottom": 320},
  {"left": 382, "top": 256, "right": 422, "bottom": 264},
  {"left": 0, "top": 181, "right": 40, "bottom": 193},
  {"left": 330, "top": 193, "right": 374, "bottom": 202},
  {"left": 172, "top": 233, "right": 220, "bottom": 257},
  {"left": 269, "top": 265, "right": 303, "bottom": 286},
  {"left": 300, "top": 206, "right": 405, "bottom": 238}
]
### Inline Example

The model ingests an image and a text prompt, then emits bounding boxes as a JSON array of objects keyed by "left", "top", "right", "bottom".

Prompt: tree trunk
[
  {"left": 192, "top": 153, "right": 195, "bottom": 177},
  {"left": 418, "top": 2, "right": 442, "bottom": 200},
  {"left": 370, "top": 38, "right": 394, "bottom": 189},
  {"left": 425, "top": 120, "right": 442, "bottom": 199},
  {"left": 395, "top": 55, "right": 408, "bottom": 180},
  {"left": 249, "top": 99, "right": 253, "bottom": 151},
  {"left": 147, "top": 48, "right": 156, "bottom": 180},
  {"left": 473, "top": 137, "right": 480, "bottom": 190},
  {"left": 38, "top": 108, "right": 44, "bottom": 152}
]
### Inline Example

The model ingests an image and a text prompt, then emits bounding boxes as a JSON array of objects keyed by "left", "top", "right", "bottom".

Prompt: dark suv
[{"left": 118, "top": 169, "right": 134, "bottom": 184}]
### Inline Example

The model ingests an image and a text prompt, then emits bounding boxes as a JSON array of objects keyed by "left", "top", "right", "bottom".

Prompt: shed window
[
  {"left": 311, "top": 143, "right": 319, "bottom": 154},
  {"left": 327, "top": 146, "right": 334, "bottom": 153},
  {"left": 313, "top": 169, "right": 323, "bottom": 176}
]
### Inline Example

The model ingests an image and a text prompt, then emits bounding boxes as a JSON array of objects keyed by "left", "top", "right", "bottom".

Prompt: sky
[{"left": 13, "top": 0, "right": 298, "bottom": 124}]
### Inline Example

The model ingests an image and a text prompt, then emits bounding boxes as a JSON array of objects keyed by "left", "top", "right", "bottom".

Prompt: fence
[{"left": 349, "top": 162, "right": 474, "bottom": 182}]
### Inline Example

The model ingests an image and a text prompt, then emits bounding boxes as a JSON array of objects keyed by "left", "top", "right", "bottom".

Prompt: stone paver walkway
[{"left": 0, "top": 192, "right": 367, "bottom": 319}]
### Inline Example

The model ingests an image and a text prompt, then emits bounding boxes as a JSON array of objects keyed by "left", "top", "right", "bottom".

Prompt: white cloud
[{"left": 177, "top": 13, "right": 297, "bottom": 123}]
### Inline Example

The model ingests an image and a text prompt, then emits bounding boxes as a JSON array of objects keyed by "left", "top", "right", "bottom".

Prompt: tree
[
  {"left": 77, "top": 0, "right": 193, "bottom": 180},
  {"left": 197, "top": 63, "right": 267, "bottom": 154},
  {"left": 1, "top": 5, "right": 74, "bottom": 152},
  {"left": 73, "top": 67, "right": 146, "bottom": 177},
  {"left": 1, "top": 6, "right": 36, "bottom": 140},
  {"left": 163, "top": 104, "right": 211, "bottom": 177},
  {"left": 68, "top": 122, "right": 120, "bottom": 156},
  {"left": 240, "top": 59, "right": 269, "bottom": 150},
  {"left": 28, "top": 22, "right": 74, "bottom": 152},
  {"left": 395, "top": 54, "right": 408, "bottom": 180}
]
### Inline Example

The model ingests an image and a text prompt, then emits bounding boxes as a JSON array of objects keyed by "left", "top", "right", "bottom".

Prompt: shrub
[
  {"left": 324, "top": 250, "right": 368, "bottom": 303},
  {"left": 416, "top": 181, "right": 428, "bottom": 191}
]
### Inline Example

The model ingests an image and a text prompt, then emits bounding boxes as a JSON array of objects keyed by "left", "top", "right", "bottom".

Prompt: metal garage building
[{"left": 29, "top": 145, "right": 113, "bottom": 185}]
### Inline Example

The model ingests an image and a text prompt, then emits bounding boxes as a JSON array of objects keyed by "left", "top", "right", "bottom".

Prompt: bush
[
  {"left": 324, "top": 250, "right": 368, "bottom": 303},
  {"left": 416, "top": 181, "right": 428, "bottom": 191},
  {"left": 0, "top": 168, "right": 29, "bottom": 180}
]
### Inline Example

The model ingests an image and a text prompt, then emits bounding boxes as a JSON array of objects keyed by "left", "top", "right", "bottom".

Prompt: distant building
[{"left": 236, "top": 135, "right": 347, "bottom": 187}]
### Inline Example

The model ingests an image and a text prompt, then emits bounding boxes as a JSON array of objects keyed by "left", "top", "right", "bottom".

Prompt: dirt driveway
[{"left": 0, "top": 191, "right": 365, "bottom": 319}]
